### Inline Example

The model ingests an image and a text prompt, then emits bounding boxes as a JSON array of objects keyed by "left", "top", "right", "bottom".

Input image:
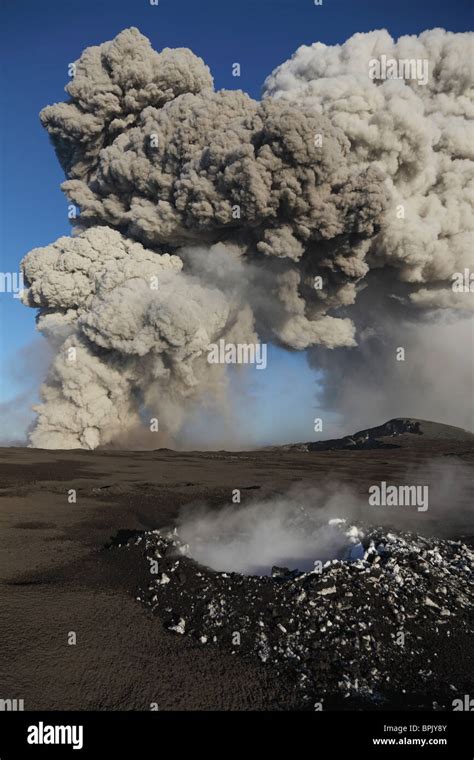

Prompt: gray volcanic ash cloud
[
  {"left": 20, "top": 27, "right": 473, "bottom": 448},
  {"left": 264, "top": 28, "right": 474, "bottom": 305}
]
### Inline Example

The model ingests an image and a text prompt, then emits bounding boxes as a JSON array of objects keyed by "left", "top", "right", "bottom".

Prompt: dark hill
[{"left": 271, "top": 418, "right": 474, "bottom": 452}]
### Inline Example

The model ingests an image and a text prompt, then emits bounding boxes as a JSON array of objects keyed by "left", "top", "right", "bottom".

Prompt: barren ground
[{"left": 0, "top": 439, "right": 472, "bottom": 710}]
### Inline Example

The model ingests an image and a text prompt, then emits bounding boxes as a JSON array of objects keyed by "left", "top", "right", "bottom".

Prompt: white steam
[
  {"left": 178, "top": 461, "right": 473, "bottom": 574},
  {"left": 178, "top": 487, "right": 364, "bottom": 575}
]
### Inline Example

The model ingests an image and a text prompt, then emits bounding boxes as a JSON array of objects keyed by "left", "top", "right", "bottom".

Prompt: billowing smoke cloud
[
  {"left": 264, "top": 28, "right": 474, "bottom": 304},
  {"left": 20, "top": 27, "right": 473, "bottom": 448},
  {"left": 262, "top": 28, "right": 473, "bottom": 435}
]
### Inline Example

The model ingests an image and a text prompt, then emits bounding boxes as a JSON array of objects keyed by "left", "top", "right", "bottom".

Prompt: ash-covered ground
[
  {"left": 0, "top": 419, "right": 473, "bottom": 710},
  {"left": 129, "top": 520, "right": 473, "bottom": 710}
]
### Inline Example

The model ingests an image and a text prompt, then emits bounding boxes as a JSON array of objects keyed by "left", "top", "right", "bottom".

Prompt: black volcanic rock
[{"left": 136, "top": 525, "right": 474, "bottom": 710}]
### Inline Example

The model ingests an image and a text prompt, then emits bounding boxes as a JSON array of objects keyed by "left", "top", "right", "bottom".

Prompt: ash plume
[
  {"left": 20, "top": 27, "right": 473, "bottom": 448},
  {"left": 264, "top": 28, "right": 474, "bottom": 302}
]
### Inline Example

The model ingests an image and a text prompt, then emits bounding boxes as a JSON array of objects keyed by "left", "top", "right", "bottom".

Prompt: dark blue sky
[{"left": 0, "top": 0, "right": 472, "bottom": 441}]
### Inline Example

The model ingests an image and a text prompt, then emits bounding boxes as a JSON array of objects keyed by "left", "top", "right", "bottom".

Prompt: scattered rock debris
[{"left": 119, "top": 521, "right": 473, "bottom": 709}]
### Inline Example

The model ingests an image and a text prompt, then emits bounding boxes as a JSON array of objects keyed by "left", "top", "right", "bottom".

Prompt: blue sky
[{"left": 0, "top": 0, "right": 472, "bottom": 444}]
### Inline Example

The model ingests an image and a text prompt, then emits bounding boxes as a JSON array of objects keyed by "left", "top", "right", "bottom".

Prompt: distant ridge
[{"left": 269, "top": 418, "right": 474, "bottom": 452}]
